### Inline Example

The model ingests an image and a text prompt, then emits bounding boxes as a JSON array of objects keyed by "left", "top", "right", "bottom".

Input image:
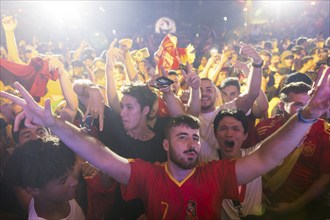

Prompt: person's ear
[
  {"left": 278, "top": 101, "right": 285, "bottom": 112},
  {"left": 243, "top": 132, "right": 248, "bottom": 141},
  {"left": 142, "top": 106, "right": 150, "bottom": 116},
  {"left": 163, "top": 139, "right": 169, "bottom": 152},
  {"left": 25, "top": 187, "right": 40, "bottom": 196}
]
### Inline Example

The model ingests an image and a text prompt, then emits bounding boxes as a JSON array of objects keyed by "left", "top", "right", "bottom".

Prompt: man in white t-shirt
[
  {"left": 213, "top": 109, "right": 263, "bottom": 219},
  {"left": 5, "top": 137, "right": 85, "bottom": 220}
]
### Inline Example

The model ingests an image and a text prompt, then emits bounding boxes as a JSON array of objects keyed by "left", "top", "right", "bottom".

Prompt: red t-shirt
[
  {"left": 121, "top": 159, "right": 239, "bottom": 220},
  {"left": 255, "top": 116, "right": 330, "bottom": 202}
]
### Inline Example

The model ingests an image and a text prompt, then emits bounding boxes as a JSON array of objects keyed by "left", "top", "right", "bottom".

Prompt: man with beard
[{"left": 2, "top": 64, "right": 329, "bottom": 219}]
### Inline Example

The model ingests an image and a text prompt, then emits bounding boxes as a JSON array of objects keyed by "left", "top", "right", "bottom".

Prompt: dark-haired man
[
  {"left": 5, "top": 137, "right": 85, "bottom": 219},
  {"left": 213, "top": 109, "right": 263, "bottom": 219},
  {"left": 256, "top": 82, "right": 330, "bottom": 220}
]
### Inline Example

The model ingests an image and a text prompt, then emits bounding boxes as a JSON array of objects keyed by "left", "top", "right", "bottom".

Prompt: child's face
[{"left": 39, "top": 169, "right": 78, "bottom": 202}]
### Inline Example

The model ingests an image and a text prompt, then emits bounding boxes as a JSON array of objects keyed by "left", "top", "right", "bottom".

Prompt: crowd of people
[{"left": 0, "top": 14, "right": 329, "bottom": 220}]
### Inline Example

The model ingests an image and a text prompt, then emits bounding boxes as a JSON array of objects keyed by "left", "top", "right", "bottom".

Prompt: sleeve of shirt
[{"left": 120, "top": 159, "right": 151, "bottom": 201}]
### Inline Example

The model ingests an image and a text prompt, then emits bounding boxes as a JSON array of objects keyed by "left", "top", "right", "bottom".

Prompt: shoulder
[
  {"left": 309, "top": 119, "right": 330, "bottom": 137},
  {"left": 256, "top": 115, "right": 283, "bottom": 133}
]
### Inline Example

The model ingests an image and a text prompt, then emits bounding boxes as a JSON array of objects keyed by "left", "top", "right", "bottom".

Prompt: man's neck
[
  {"left": 201, "top": 106, "right": 215, "bottom": 114},
  {"left": 34, "top": 197, "right": 70, "bottom": 219},
  {"left": 166, "top": 161, "right": 195, "bottom": 183},
  {"left": 126, "top": 121, "right": 153, "bottom": 140}
]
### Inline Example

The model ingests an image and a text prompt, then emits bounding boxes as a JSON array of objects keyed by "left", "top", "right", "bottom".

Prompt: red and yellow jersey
[
  {"left": 121, "top": 159, "right": 239, "bottom": 220},
  {"left": 256, "top": 116, "right": 330, "bottom": 202}
]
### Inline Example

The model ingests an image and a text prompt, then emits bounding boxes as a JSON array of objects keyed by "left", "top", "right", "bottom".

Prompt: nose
[
  {"left": 225, "top": 128, "right": 234, "bottom": 137},
  {"left": 120, "top": 107, "right": 127, "bottom": 118}
]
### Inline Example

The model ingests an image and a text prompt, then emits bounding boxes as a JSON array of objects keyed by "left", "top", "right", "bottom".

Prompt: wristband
[
  {"left": 252, "top": 61, "right": 263, "bottom": 68},
  {"left": 297, "top": 107, "right": 317, "bottom": 123}
]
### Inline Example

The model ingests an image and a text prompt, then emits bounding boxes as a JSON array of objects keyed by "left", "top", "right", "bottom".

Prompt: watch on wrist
[
  {"left": 297, "top": 107, "right": 317, "bottom": 123},
  {"left": 252, "top": 60, "right": 263, "bottom": 68}
]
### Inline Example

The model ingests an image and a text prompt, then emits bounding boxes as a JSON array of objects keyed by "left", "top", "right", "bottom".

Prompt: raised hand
[
  {"left": 83, "top": 86, "right": 105, "bottom": 131},
  {"left": 302, "top": 65, "right": 330, "bottom": 120},
  {"left": 45, "top": 55, "right": 65, "bottom": 75},
  {"left": 106, "top": 39, "right": 124, "bottom": 70},
  {"left": 0, "top": 82, "right": 55, "bottom": 131},
  {"left": 239, "top": 42, "right": 262, "bottom": 64},
  {"left": 183, "top": 63, "right": 200, "bottom": 89},
  {"left": 2, "top": 16, "right": 17, "bottom": 32}
]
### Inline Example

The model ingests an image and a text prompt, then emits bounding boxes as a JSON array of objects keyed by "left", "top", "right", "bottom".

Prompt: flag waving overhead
[
  {"left": 154, "top": 34, "right": 195, "bottom": 74},
  {"left": 1, "top": 57, "right": 59, "bottom": 102}
]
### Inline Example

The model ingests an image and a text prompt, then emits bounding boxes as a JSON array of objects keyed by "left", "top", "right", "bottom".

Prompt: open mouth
[{"left": 224, "top": 140, "right": 235, "bottom": 148}]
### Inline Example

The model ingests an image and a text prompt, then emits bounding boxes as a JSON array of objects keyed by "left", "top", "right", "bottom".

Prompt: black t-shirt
[{"left": 96, "top": 106, "right": 167, "bottom": 219}]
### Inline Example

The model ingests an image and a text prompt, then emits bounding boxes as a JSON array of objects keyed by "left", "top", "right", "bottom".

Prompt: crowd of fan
[{"left": 0, "top": 15, "right": 329, "bottom": 220}]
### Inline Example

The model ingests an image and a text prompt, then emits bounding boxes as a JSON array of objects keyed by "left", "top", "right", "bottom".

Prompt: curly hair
[{"left": 5, "top": 136, "right": 76, "bottom": 189}]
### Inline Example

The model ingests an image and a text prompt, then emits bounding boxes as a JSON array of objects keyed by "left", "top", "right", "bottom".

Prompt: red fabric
[
  {"left": 256, "top": 116, "right": 330, "bottom": 203},
  {"left": 0, "top": 57, "right": 58, "bottom": 101},
  {"left": 157, "top": 96, "right": 169, "bottom": 117},
  {"left": 121, "top": 159, "right": 239, "bottom": 220},
  {"left": 85, "top": 174, "right": 117, "bottom": 220},
  {"left": 155, "top": 34, "right": 187, "bottom": 74}
]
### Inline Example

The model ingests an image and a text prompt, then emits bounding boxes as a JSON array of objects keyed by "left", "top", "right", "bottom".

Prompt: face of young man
[
  {"left": 38, "top": 169, "right": 78, "bottom": 202},
  {"left": 271, "top": 55, "right": 280, "bottom": 67},
  {"left": 280, "top": 92, "right": 310, "bottom": 120},
  {"left": 220, "top": 85, "right": 240, "bottom": 104},
  {"left": 164, "top": 125, "right": 200, "bottom": 170},
  {"left": 284, "top": 57, "right": 294, "bottom": 67},
  {"left": 18, "top": 126, "right": 50, "bottom": 146},
  {"left": 215, "top": 116, "right": 247, "bottom": 159},
  {"left": 200, "top": 80, "right": 216, "bottom": 113},
  {"left": 120, "top": 95, "right": 148, "bottom": 131}
]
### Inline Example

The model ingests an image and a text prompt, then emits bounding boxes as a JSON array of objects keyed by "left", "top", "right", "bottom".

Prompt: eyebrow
[
  {"left": 193, "top": 134, "right": 200, "bottom": 139},
  {"left": 176, "top": 132, "right": 188, "bottom": 137},
  {"left": 20, "top": 130, "right": 31, "bottom": 137},
  {"left": 36, "top": 127, "right": 47, "bottom": 132}
]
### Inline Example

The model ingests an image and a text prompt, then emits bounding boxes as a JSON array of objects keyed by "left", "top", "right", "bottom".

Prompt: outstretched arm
[
  {"left": 0, "top": 82, "right": 131, "bottom": 185},
  {"left": 235, "top": 66, "right": 330, "bottom": 185}
]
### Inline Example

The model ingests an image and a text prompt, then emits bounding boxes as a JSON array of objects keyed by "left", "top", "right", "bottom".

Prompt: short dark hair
[
  {"left": 121, "top": 83, "right": 158, "bottom": 119},
  {"left": 296, "top": 37, "right": 308, "bottom": 46},
  {"left": 284, "top": 72, "right": 313, "bottom": 86},
  {"left": 168, "top": 70, "right": 179, "bottom": 77},
  {"left": 259, "top": 50, "right": 272, "bottom": 58},
  {"left": 5, "top": 136, "right": 76, "bottom": 189},
  {"left": 219, "top": 77, "right": 240, "bottom": 91},
  {"left": 200, "top": 77, "right": 212, "bottom": 82},
  {"left": 279, "top": 82, "right": 311, "bottom": 102},
  {"left": 213, "top": 109, "right": 248, "bottom": 134},
  {"left": 164, "top": 114, "right": 200, "bottom": 139},
  {"left": 263, "top": 41, "right": 273, "bottom": 50}
]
